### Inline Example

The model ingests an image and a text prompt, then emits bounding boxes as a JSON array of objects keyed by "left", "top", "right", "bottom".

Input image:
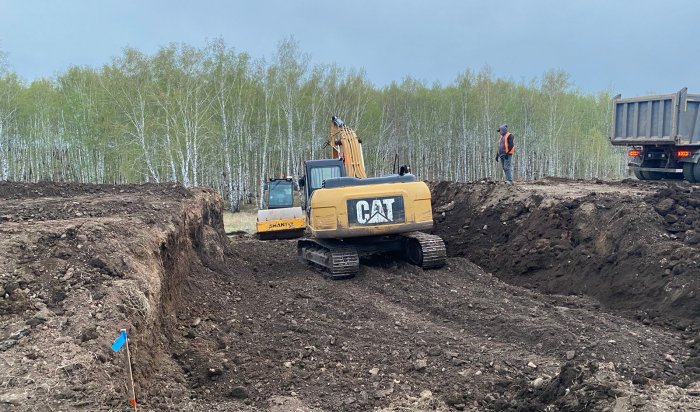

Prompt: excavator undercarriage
[{"left": 298, "top": 232, "right": 446, "bottom": 279}]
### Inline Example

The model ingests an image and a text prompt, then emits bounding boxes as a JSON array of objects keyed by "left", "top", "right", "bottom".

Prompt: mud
[{"left": 0, "top": 180, "right": 698, "bottom": 411}]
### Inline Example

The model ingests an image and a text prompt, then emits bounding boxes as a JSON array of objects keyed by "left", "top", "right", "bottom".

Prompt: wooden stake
[{"left": 122, "top": 329, "right": 138, "bottom": 411}]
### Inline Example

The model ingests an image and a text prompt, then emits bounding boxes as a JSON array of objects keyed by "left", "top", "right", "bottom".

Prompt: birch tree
[
  {"left": 273, "top": 37, "right": 308, "bottom": 177},
  {"left": 102, "top": 50, "right": 161, "bottom": 182},
  {"left": 0, "top": 73, "right": 20, "bottom": 179}
]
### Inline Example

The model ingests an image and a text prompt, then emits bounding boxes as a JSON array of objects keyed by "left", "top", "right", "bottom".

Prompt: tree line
[{"left": 0, "top": 38, "right": 626, "bottom": 211}]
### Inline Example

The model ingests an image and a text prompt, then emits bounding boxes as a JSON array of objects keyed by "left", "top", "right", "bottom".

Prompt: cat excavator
[{"left": 297, "top": 116, "right": 446, "bottom": 278}]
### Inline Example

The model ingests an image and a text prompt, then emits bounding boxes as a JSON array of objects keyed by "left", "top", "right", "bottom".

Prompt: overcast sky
[{"left": 0, "top": 0, "right": 697, "bottom": 97}]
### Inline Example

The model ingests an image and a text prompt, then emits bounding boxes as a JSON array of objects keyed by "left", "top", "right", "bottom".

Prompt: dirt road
[{"left": 0, "top": 180, "right": 698, "bottom": 411}]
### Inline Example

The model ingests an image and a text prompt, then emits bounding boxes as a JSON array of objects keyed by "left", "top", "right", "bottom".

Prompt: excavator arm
[{"left": 329, "top": 116, "right": 367, "bottom": 179}]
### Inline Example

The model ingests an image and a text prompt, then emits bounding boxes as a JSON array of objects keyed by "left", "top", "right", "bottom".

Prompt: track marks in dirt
[{"left": 358, "top": 259, "right": 689, "bottom": 384}]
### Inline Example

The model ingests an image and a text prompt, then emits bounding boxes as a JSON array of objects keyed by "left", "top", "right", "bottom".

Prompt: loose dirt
[{"left": 0, "top": 180, "right": 698, "bottom": 411}]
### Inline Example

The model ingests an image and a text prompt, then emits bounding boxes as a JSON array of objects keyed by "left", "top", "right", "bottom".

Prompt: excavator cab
[{"left": 299, "top": 159, "right": 345, "bottom": 210}]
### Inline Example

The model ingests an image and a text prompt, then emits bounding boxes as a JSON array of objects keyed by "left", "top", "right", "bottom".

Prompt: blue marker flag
[{"left": 111, "top": 330, "right": 127, "bottom": 352}]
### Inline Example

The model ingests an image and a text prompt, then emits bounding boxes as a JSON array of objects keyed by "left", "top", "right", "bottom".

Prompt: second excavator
[{"left": 297, "top": 116, "right": 446, "bottom": 278}]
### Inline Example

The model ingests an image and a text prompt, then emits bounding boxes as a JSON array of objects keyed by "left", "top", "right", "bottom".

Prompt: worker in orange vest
[{"left": 495, "top": 124, "right": 514, "bottom": 183}]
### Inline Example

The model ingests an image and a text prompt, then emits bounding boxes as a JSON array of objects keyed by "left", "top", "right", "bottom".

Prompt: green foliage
[{"left": 0, "top": 40, "right": 625, "bottom": 206}]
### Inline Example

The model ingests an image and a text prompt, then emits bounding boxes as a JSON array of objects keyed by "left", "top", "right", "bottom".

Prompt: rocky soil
[{"left": 0, "top": 180, "right": 699, "bottom": 411}]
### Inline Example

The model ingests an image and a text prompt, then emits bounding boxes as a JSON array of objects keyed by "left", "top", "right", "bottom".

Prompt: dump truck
[
  {"left": 611, "top": 88, "right": 700, "bottom": 181},
  {"left": 296, "top": 116, "right": 446, "bottom": 279},
  {"left": 256, "top": 177, "right": 306, "bottom": 240}
]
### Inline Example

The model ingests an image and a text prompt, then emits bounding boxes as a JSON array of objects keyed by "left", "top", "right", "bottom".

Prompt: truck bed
[{"left": 610, "top": 88, "right": 700, "bottom": 146}]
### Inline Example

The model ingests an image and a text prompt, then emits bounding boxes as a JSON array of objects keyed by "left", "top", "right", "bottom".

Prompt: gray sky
[{"left": 0, "top": 0, "right": 698, "bottom": 96}]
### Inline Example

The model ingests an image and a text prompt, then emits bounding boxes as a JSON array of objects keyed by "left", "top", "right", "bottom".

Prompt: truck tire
[
  {"left": 633, "top": 169, "right": 645, "bottom": 180},
  {"left": 683, "top": 163, "right": 697, "bottom": 183},
  {"left": 684, "top": 162, "right": 700, "bottom": 183},
  {"left": 641, "top": 170, "right": 664, "bottom": 180}
]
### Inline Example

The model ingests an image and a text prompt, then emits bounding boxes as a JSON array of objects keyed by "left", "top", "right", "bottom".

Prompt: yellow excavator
[
  {"left": 297, "top": 116, "right": 446, "bottom": 278},
  {"left": 256, "top": 177, "right": 306, "bottom": 240}
]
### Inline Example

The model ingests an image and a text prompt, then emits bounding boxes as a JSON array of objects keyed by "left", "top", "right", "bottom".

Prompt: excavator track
[
  {"left": 402, "top": 232, "right": 447, "bottom": 269},
  {"left": 298, "top": 239, "right": 360, "bottom": 279}
]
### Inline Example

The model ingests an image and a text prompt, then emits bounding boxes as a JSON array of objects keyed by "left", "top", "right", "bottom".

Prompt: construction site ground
[{"left": 0, "top": 178, "right": 699, "bottom": 411}]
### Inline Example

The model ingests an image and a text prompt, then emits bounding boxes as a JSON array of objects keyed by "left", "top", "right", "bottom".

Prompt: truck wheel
[
  {"left": 692, "top": 162, "right": 700, "bottom": 183},
  {"left": 641, "top": 170, "right": 664, "bottom": 180},
  {"left": 633, "top": 169, "right": 645, "bottom": 180},
  {"left": 683, "top": 163, "right": 697, "bottom": 183}
]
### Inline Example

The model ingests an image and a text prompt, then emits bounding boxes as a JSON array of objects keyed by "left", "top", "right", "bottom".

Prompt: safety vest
[{"left": 498, "top": 132, "right": 514, "bottom": 155}]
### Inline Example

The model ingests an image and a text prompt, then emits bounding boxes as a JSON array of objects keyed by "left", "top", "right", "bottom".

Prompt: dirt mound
[{"left": 496, "top": 361, "right": 698, "bottom": 412}]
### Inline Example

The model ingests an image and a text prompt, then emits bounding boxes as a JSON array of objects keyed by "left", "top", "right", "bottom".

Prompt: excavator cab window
[
  {"left": 309, "top": 166, "right": 342, "bottom": 192},
  {"left": 267, "top": 179, "right": 294, "bottom": 209}
]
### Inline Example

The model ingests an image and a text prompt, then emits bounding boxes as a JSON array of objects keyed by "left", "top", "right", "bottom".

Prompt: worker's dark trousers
[{"left": 500, "top": 154, "right": 513, "bottom": 182}]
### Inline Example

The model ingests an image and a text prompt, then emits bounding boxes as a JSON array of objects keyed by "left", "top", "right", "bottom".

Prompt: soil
[
  {"left": 430, "top": 178, "right": 700, "bottom": 382},
  {"left": 430, "top": 178, "right": 700, "bottom": 331},
  {"left": 0, "top": 180, "right": 699, "bottom": 411}
]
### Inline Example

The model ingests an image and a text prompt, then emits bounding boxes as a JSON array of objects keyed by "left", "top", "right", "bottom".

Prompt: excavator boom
[{"left": 330, "top": 116, "right": 367, "bottom": 179}]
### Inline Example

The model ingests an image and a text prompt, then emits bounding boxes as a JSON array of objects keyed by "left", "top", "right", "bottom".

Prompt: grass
[{"left": 223, "top": 210, "right": 257, "bottom": 234}]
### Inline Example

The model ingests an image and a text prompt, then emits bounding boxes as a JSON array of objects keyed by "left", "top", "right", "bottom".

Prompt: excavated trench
[{"left": 1, "top": 181, "right": 699, "bottom": 411}]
